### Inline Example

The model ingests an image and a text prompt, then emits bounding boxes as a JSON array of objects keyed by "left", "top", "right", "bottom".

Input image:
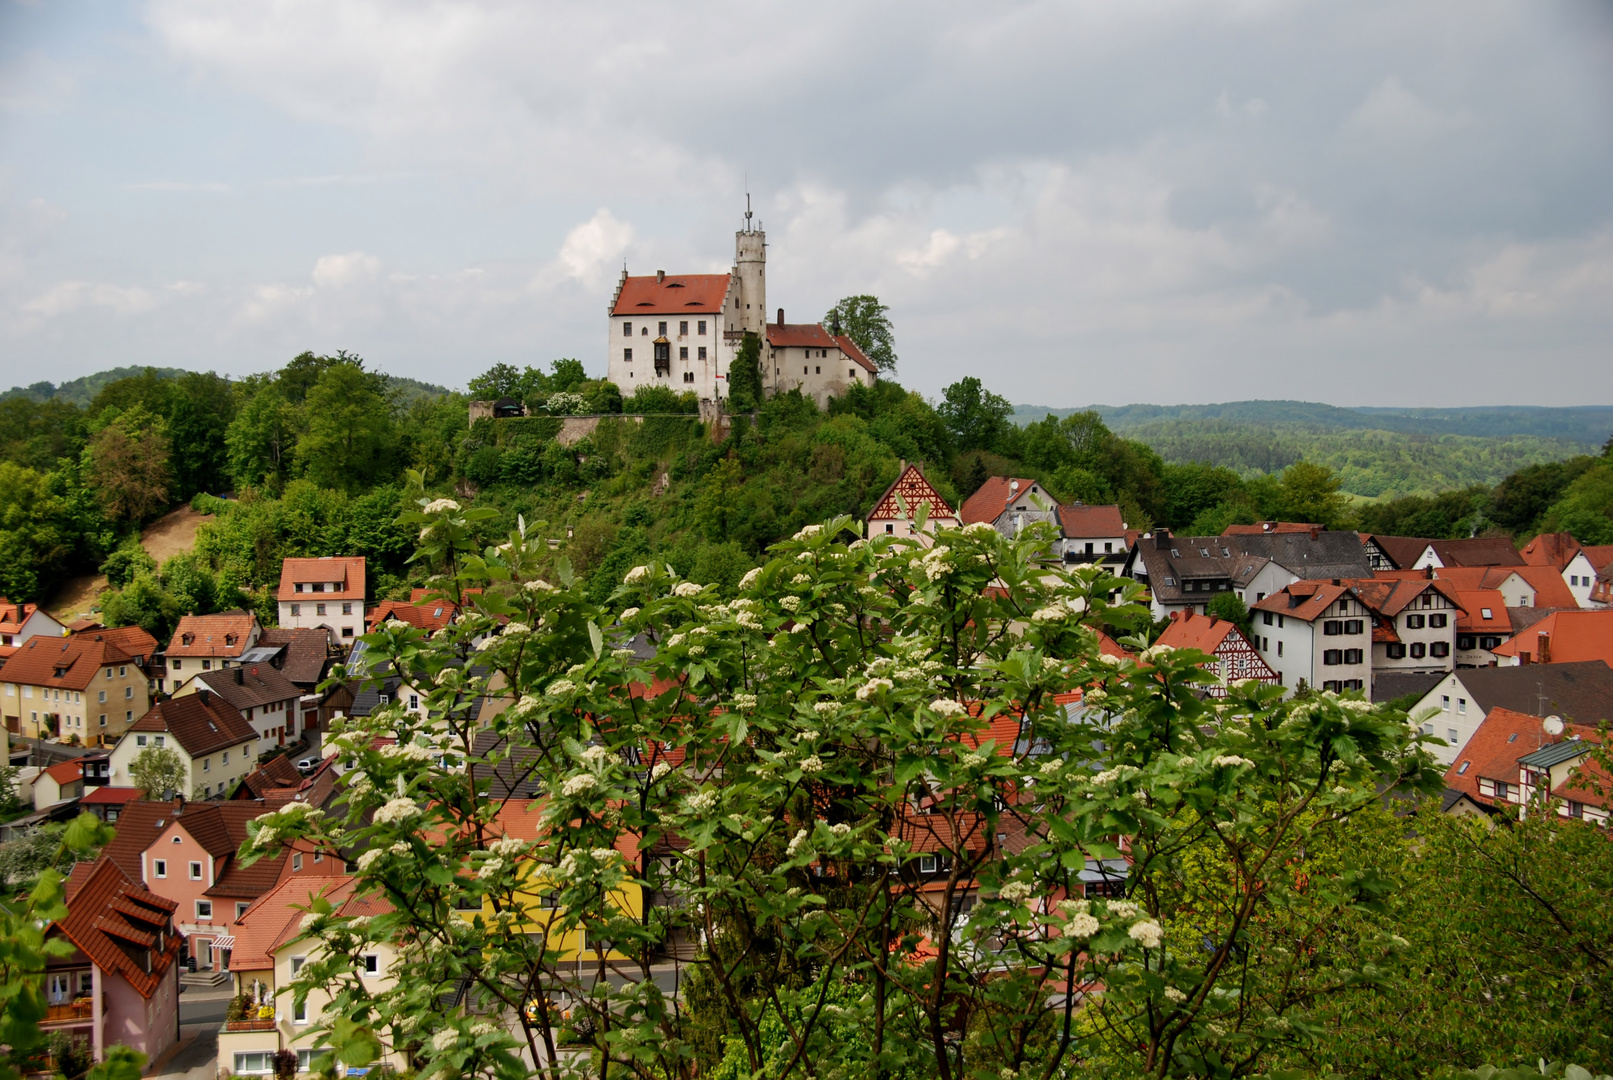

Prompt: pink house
[
  {"left": 100, "top": 800, "right": 346, "bottom": 974},
  {"left": 47, "top": 857, "right": 182, "bottom": 1066}
]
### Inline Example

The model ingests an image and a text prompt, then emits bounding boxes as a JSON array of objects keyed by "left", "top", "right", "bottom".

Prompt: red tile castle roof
[{"left": 610, "top": 273, "right": 731, "bottom": 316}]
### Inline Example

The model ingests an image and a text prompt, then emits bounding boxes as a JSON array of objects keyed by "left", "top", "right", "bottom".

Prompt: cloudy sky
[{"left": 1, "top": 0, "right": 1609, "bottom": 406}]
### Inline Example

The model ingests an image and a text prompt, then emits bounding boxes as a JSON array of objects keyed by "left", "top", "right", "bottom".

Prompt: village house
[
  {"left": 1403, "top": 660, "right": 1613, "bottom": 765},
  {"left": 217, "top": 876, "right": 404, "bottom": 1078},
  {"left": 865, "top": 463, "right": 961, "bottom": 545},
  {"left": 1443, "top": 706, "right": 1608, "bottom": 824},
  {"left": 1491, "top": 609, "right": 1613, "bottom": 667},
  {"left": 1350, "top": 577, "right": 1463, "bottom": 678},
  {"left": 1059, "top": 504, "right": 1130, "bottom": 568},
  {"left": 174, "top": 663, "right": 305, "bottom": 750},
  {"left": 958, "top": 476, "right": 1126, "bottom": 567},
  {"left": 1153, "top": 610, "right": 1280, "bottom": 695},
  {"left": 277, "top": 556, "right": 365, "bottom": 642},
  {"left": 45, "top": 857, "right": 181, "bottom": 1068},
  {"left": 2, "top": 625, "right": 157, "bottom": 745},
  {"left": 365, "top": 589, "right": 462, "bottom": 635},
  {"left": 80, "top": 785, "right": 143, "bottom": 823},
  {"left": 1452, "top": 588, "right": 1511, "bottom": 667},
  {"left": 1250, "top": 581, "right": 1372, "bottom": 693},
  {"left": 1122, "top": 527, "right": 1370, "bottom": 620},
  {"left": 161, "top": 611, "right": 262, "bottom": 694},
  {"left": 764, "top": 310, "right": 878, "bottom": 409},
  {"left": 99, "top": 799, "right": 346, "bottom": 977},
  {"left": 1520, "top": 532, "right": 1610, "bottom": 608},
  {"left": 1362, "top": 535, "right": 1526, "bottom": 572},
  {"left": 0, "top": 596, "right": 66, "bottom": 656},
  {"left": 607, "top": 207, "right": 767, "bottom": 402},
  {"left": 107, "top": 691, "right": 261, "bottom": 800},
  {"left": 32, "top": 758, "right": 87, "bottom": 811},
  {"left": 1412, "top": 564, "right": 1580, "bottom": 611}
]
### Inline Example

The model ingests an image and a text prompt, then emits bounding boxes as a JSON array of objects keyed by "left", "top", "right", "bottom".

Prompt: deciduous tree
[{"left": 825, "top": 295, "right": 897, "bottom": 373}]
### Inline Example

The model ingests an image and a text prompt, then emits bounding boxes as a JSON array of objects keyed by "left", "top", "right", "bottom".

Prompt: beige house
[
  {"left": 2, "top": 626, "right": 157, "bottom": 746},
  {"left": 108, "top": 691, "right": 261, "bottom": 800},
  {"left": 277, "top": 557, "right": 366, "bottom": 642},
  {"left": 162, "top": 611, "right": 262, "bottom": 694},
  {"left": 218, "top": 876, "right": 404, "bottom": 1077},
  {"left": 764, "top": 312, "right": 877, "bottom": 409},
  {"left": 866, "top": 464, "right": 961, "bottom": 547}
]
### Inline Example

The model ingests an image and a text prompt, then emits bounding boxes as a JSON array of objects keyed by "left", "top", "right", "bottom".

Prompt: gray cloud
[{"left": 0, "top": 0, "right": 1608, "bottom": 404}]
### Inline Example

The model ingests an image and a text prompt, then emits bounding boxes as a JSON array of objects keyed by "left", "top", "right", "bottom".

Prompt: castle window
[
  {"left": 654, "top": 341, "right": 671, "bottom": 376},
  {"left": 624, "top": 348, "right": 632, "bottom": 361},
  {"left": 623, "top": 322, "right": 632, "bottom": 336},
  {"left": 683, "top": 372, "right": 695, "bottom": 383},
  {"left": 699, "top": 347, "right": 707, "bottom": 360},
  {"left": 698, "top": 320, "right": 706, "bottom": 334},
  {"left": 815, "top": 366, "right": 821, "bottom": 374},
  {"left": 658, "top": 321, "right": 667, "bottom": 335},
  {"left": 680, "top": 347, "right": 688, "bottom": 360},
  {"left": 679, "top": 320, "right": 688, "bottom": 335}
]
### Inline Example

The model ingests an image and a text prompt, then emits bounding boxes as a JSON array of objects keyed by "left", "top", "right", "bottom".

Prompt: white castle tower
[{"left": 732, "top": 195, "right": 766, "bottom": 339}]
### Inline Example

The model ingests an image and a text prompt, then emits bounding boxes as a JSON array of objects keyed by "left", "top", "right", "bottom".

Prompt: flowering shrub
[{"left": 235, "top": 499, "right": 1438, "bottom": 1080}]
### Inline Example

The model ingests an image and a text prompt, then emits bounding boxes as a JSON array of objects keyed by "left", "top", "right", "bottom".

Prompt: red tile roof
[
  {"left": 1058, "top": 504, "right": 1126, "bottom": 538},
  {"left": 1349, "top": 577, "right": 1463, "bottom": 619},
  {"left": 1250, "top": 581, "right": 1353, "bottom": 623},
  {"left": 276, "top": 556, "right": 365, "bottom": 603},
  {"left": 1583, "top": 545, "right": 1613, "bottom": 574},
  {"left": 366, "top": 597, "right": 457, "bottom": 633},
  {"left": 1222, "top": 521, "right": 1321, "bottom": 536},
  {"left": 766, "top": 322, "right": 838, "bottom": 349},
  {"left": 129, "top": 692, "right": 258, "bottom": 759},
  {"left": 43, "top": 759, "right": 84, "bottom": 783},
  {"left": 0, "top": 598, "right": 44, "bottom": 634},
  {"left": 52, "top": 857, "right": 181, "bottom": 999},
  {"left": 1455, "top": 590, "right": 1509, "bottom": 633},
  {"left": 3, "top": 626, "right": 158, "bottom": 691},
  {"left": 1444, "top": 706, "right": 1600, "bottom": 806},
  {"left": 610, "top": 273, "right": 731, "bottom": 316},
  {"left": 1491, "top": 610, "right": 1613, "bottom": 665},
  {"left": 229, "top": 876, "right": 358, "bottom": 973},
  {"left": 959, "top": 477, "right": 1042, "bottom": 525},
  {"left": 82, "top": 786, "right": 144, "bottom": 805},
  {"left": 834, "top": 334, "right": 878, "bottom": 374},
  {"left": 167, "top": 611, "right": 259, "bottom": 658},
  {"left": 1520, "top": 532, "right": 1583, "bottom": 570},
  {"left": 1418, "top": 565, "right": 1579, "bottom": 609},
  {"left": 195, "top": 663, "right": 302, "bottom": 711},
  {"left": 1155, "top": 610, "right": 1238, "bottom": 654},
  {"left": 255, "top": 628, "right": 335, "bottom": 688},
  {"left": 1427, "top": 537, "right": 1526, "bottom": 568}
]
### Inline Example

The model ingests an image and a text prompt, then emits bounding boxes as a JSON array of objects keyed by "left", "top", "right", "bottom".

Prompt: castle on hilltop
[{"left": 606, "top": 202, "right": 878, "bottom": 409}]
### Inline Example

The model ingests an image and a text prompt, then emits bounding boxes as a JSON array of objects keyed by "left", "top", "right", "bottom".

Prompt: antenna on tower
[{"left": 745, "top": 191, "right": 753, "bottom": 233}]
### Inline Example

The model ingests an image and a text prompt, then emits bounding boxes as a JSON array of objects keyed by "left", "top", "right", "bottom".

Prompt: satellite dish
[{"left": 1542, "top": 715, "right": 1565, "bottom": 737}]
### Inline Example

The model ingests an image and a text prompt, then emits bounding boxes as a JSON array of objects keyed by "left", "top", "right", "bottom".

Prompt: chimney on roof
[
  {"left": 1539, "top": 633, "right": 1551, "bottom": 664},
  {"left": 1310, "top": 527, "right": 1320, "bottom": 540},
  {"left": 656, "top": 269, "right": 665, "bottom": 283},
  {"left": 777, "top": 307, "right": 785, "bottom": 327},
  {"left": 1209, "top": 614, "right": 1219, "bottom": 626}
]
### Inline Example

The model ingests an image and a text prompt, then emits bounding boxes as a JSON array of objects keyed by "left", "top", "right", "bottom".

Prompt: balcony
[
  {"left": 43, "top": 1000, "right": 94, "bottom": 1025},
  {"left": 224, "top": 1017, "right": 277, "bottom": 1032}
]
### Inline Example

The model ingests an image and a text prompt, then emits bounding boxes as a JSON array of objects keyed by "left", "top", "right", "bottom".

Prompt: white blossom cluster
[
  {"left": 1032, "top": 606, "right": 1067, "bottom": 622},
  {"left": 373, "top": 796, "right": 421, "bottom": 824},
  {"left": 1129, "top": 919, "right": 1164, "bottom": 949},
  {"left": 929, "top": 698, "right": 966, "bottom": 716},
  {"left": 799, "top": 755, "right": 825, "bottom": 773},
  {"left": 1089, "top": 765, "right": 1140, "bottom": 787},
  {"left": 1212, "top": 755, "right": 1254, "bottom": 768},
  {"left": 651, "top": 761, "right": 673, "bottom": 781},
  {"left": 739, "top": 567, "right": 762, "bottom": 589},
  {"left": 673, "top": 582, "right": 703, "bottom": 597},
  {"left": 732, "top": 694, "right": 758, "bottom": 710},
  {"left": 1139, "top": 643, "right": 1177, "bottom": 662},
  {"left": 998, "top": 879, "right": 1035, "bottom": 902},
  {"left": 918, "top": 546, "right": 952, "bottom": 581},
  {"left": 423, "top": 498, "right": 460, "bottom": 514},
  {"left": 687, "top": 789, "right": 718, "bottom": 814},
  {"left": 778, "top": 595, "right": 802, "bottom": 612},
  {"left": 624, "top": 565, "right": 650, "bottom": 584},
  {"left": 856, "top": 678, "right": 893, "bottom": 701},
  {"left": 561, "top": 774, "right": 598, "bottom": 797}
]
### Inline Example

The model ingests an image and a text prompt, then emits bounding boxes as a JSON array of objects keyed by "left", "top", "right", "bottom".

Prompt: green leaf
[
  {"left": 556, "top": 555, "right": 575, "bottom": 587},
  {"left": 589, "top": 621, "right": 603, "bottom": 659}
]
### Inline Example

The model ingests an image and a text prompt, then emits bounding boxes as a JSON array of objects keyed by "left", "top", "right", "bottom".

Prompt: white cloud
[
  {"left": 311, "top": 252, "right": 381, "bottom": 289},
  {"left": 554, "top": 210, "right": 633, "bottom": 289},
  {"left": 1345, "top": 76, "right": 1459, "bottom": 138}
]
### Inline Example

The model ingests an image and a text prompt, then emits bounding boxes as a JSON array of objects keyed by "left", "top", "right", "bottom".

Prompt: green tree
[
  {"left": 727, "top": 333, "right": 764, "bottom": 413},
  {"left": 1205, "top": 589, "right": 1254, "bottom": 638},
  {"left": 0, "top": 464, "right": 76, "bottom": 601},
  {"left": 99, "top": 543, "right": 156, "bottom": 590},
  {"left": 1274, "top": 460, "right": 1351, "bottom": 528},
  {"left": 548, "top": 358, "right": 588, "bottom": 393},
  {"left": 99, "top": 572, "right": 183, "bottom": 641},
  {"left": 240, "top": 502, "right": 1438, "bottom": 1080},
  {"left": 1490, "top": 457, "right": 1597, "bottom": 535},
  {"left": 226, "top": 383, "right": 301, "bottom": 492},
  {"left": 86, "top": 404, "right": 172, "bottom": 523},
  {"left": 937, "top": 376, "right": 1012, "bottom": 453},
  {"left": 128, "top": 747, "right": 186, "bottom": 800},
  {"left": 1162, "top": 462, "right": 1247, "bottom": 531},
  {"left": 824, "top": 295, "right": 897, "bottom": 373},
  {"left": 1543, "top": 463, "right": 1613, "bottom": 545},
  {"left": 294, "top": 362, "right": 398, "bottom": 493},
  {"left": 166, "top": 372, "right": 237, "bottom": 499},
  {"left": 467, "top": 363, "right": 524, "bottom": 401}
]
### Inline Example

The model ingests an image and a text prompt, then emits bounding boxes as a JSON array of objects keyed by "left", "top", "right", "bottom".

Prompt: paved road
[
  {"left": 179, "top": 994, "right": 229, "bottom": 1027},
  {"left": 150, "top": 1024, "right": 219, "bottom": 1080}
]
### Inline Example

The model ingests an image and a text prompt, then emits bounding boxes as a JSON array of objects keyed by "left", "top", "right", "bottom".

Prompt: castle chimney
[
  {"left": 778, "top": 308, "right": 785, "bottom": 327},
  {"left": 656, "top": 270, "right": 665, "bottom": 284}
]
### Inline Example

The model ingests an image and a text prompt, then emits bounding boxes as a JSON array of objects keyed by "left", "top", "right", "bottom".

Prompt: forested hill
[
  {"left": 1012, "top": 400, "right": 1613, "bottom": 497},
  {"left": 0, "top": 368, "right": 453, "bottom": 407}
]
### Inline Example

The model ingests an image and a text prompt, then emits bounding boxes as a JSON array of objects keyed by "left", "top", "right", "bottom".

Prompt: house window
[
  {"left": 1447, "top": 728, "right": 1458, "bottom": 744},
  {"left": 98, "top": 690, "right": 106, "bottom": 703},
  {"left": 137, "top": 734, "right": 148, "bottom": 747},
  {"left": 919, "top": 855, "right": 938, "bottom": 875},
  {"left": 658, "top": 321, "right": 667, "bottom": 335},
  {"left": 155, "top": 735, "right": 164, "bottom": 747},
  {"left": 171, "top": 658, "right": 181, "bottom": 670},
  {"left": 683, "top": 372, "right": 695, "bottom": 383},
  {"left": 1386, "top": 643, "right": 1406, "bottom": 659},
  {"left": 1410, "top": 643, "right": 1427, "bottom": 659},
  {"left": 222, "top": 751, "right": 229, "bottom": 765},
  {"left": 343, "top": 602, "right": 352, "bottom": 615},
  {"left": 197, "top": 900, "right": 212, "bottom": 919},
  {"left": 1276, "top": 641, "right": 1283, "bottom": 657},
  {"left": 233, "top": 1053, "right": 274, "bottom": 1076},
  {"left": 408, "top": 695, "right": 419, "bottom": 710},
  {"left": 315, "top": 604, "right": 326, "bottom": 616},
  {"left": 124, "top": 686, "right": 133, "bottom": 698},
  {"left": 1430, "top": 641, "right": 1450, "bottom": 658},
  {"left": 1262, "top": 612, "right": 1272, "bottom": 626},
  {"left": 654, "top": 341, "right": 670, "bottom": 375},
  {"left": 293, "top": 853, "right": 303, "bottom": 871},
  {"left": 237, "top": 902, "right": 251, "bottom": 919},
  {"left": 679, "top": 346, "right": 688, "bottom": 360},
  {"left": 1429, "top": 613, "right": 1447, "bottom": 628},
  {"left": 1343, "top": 649, "right": 1363, "bottom": 664},
  {"left": 1405, "top": 614, "right": 1425, "bottom": 629},
  {"left": 1442, "top": 695, "right": 1450, "bottom": 710},
  {"left": 1458, "top": 698, "right": 1466, "bottom": 714},
  {"left": 1323, "top": 650, "right": 1342, "bottom": 666},
  {"left": 203, "top": 757, "right": 210, "bottom": 772},
  {"left": 361, "top": 954, "right": 381, "bottom": 976},
  {"left": 190, "top": 861, "right": 203, "bottom": 880},
  {"left": 294, "top": 997, "right": 307, "bottom": 1023},
  {"left": 154, "top": 860, "right": 167, "bottom": 878},
  {"left": 290, "top": 604, "right": 300, "bottom": 617},
  {"left": 290, "top": 956, "right": 304, "bottom": 975},
  {"left": 100, "top": 714, "right": 106, "bottom": 727}
]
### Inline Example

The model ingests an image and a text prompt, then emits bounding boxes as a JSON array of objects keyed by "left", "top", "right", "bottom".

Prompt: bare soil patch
[{"left": 46, "top": 504, "right": 211, "bottom": 622}]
